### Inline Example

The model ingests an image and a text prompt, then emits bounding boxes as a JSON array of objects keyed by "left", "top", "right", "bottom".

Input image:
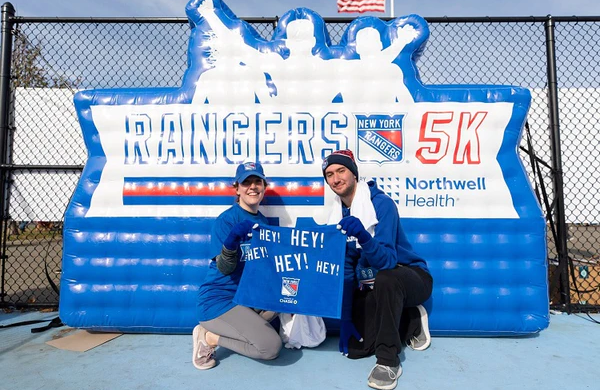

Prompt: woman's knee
[{"left": 258, "top": 330, "right": 282, "bottom": 360}]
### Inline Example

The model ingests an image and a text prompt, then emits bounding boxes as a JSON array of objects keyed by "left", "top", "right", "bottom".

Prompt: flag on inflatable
[{"left": 337, "top": 0, "right": 386, "bottom": 13}]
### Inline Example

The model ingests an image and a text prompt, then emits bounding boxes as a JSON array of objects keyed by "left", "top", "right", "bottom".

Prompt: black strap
[
  {"left": 522, "top": 122, "right": 562, "bottom": 294},
  {"left": 0, "top": 318, "right": 48, "bottom": 329},
  {"left": 0, "top": 315, "right": 63, "bottom": 332},
  {"left": 522, "top": 122, "right": 558, "bottom": 246},
  {"left": 31, "top": 316, "right": 63, "bottom": 333},
  {"left": 44, "top": 253, "right": 60, "bottom": 295},
  {"left": 43, "top": 228, "right": 61, "bottom": 296}
]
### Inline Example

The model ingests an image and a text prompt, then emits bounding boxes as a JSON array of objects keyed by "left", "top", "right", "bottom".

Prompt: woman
[{"left": 193, "top": 161, "right": 282, "bottom": 370}]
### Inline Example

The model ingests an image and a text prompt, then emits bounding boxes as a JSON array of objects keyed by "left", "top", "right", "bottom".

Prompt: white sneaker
[
  {"left": 408, "top": 305, "right": 431, "bottom": 351},
  {"left": 367, "top": 363, "right": 402, "bottom": 390},
  {"left": 192, "top": 325, "right": 216, "bottom": 370}
]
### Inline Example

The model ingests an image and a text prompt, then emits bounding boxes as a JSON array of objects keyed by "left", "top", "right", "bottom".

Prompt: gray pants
[{"left": 201, "top": 305, "right": 282, "bottom": 360}]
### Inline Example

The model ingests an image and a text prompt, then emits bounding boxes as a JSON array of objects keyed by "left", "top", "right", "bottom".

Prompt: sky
[{"left": 9, "top": 0, "right": 600, "bottom": 18}]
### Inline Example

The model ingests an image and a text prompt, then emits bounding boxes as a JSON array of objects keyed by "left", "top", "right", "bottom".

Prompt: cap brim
[{"left": 236, "top": 171, "right": 266, "bottom": 184}]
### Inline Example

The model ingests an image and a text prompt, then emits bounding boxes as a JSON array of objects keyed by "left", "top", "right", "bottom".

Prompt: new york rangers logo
[
  {"left": 356, "top": 114, "right": 405, "bottom": 164},
  {"left": 243, "top": 162, "right": 257, "bottom": 171},
  {"left": 281, "top": 277, "right": 300, "bottom": 297},
  {"left": 240, "top": 243, "right": 251, "bottom": 262}
]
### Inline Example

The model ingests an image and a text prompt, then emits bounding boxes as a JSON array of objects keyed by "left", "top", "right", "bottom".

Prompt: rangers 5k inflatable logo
[{"left": 70, "top": 0, "right": 532, "bottom": 225}]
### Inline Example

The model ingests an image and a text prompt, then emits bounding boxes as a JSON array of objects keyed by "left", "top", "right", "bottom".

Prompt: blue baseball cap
[{"left": 234, "top": 162, "right": 266, "bottom": 184}]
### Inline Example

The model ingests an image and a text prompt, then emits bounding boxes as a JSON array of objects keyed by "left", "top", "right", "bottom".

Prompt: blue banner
[{"left": 234, "top": 224, "right": 346, "bottom": 319}]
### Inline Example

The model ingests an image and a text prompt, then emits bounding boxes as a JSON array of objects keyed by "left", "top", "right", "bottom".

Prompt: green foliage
[{"left": 11, "top": 33, "right": 80, "bottom": 88}]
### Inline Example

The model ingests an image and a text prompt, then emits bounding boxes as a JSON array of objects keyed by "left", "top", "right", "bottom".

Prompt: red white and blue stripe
[{"left": 123, "top": 177, "right": 325, "bottom": 206}]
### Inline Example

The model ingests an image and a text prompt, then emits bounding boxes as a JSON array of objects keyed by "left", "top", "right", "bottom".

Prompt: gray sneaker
[
  {"left": 367, "top": 364, "right": 402, "bottom": 390},
  {"left": 408, "top": 305, "right": 431, "bottom": 351},
  {"left": 192, "top": 325, "right": 216, "bottom": 370}
]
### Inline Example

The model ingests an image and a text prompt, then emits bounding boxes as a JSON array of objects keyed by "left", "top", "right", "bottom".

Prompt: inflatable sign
[{"left": 60, "top": 0, "right": 548, "bottom": 335}]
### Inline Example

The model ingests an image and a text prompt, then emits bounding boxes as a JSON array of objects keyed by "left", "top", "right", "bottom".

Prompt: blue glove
[
  {"left": 356, "top": 263, "right": 377, "bottom": 290},
  {"left": 337, "top": 216, "right": 372, "bottom": 245},
  {"left": 339, "top": 320, "right": 362, "bottom": 356},
  {"left": 223, "top": 220, "right": 256, "bottom": 251}
]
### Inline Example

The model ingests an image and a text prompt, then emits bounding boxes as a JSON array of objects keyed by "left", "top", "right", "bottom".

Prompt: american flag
[{"left": 337, "top": 0, "right": 386, "bottom": 13}]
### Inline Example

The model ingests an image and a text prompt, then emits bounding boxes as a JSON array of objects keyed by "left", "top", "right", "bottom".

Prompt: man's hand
[
  {"left": 223, "top": 220, "right": 258, "bottom": 250},
  {"left": 337, "top": 216, "right": 372, "bottom": 245},
  {"left": 339, "top": 320, "right": 362, "bottom": 356}
]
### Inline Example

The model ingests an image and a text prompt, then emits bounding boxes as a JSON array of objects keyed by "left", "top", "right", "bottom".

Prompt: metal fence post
[
  {"left": 0, "top": 2, "right": 15, "bottom": 304},
  {"left": 544, "top": 16, "right": 570, "bottom": 311}
]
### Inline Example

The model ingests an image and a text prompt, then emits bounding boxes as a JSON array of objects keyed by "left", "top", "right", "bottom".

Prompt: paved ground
[{"left": 1, "top": 310, "right": 599, "bottom": 390}]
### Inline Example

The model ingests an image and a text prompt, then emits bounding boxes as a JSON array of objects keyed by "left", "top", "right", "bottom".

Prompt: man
[{"left": 322, "top": 149, "right": 433, "bottom": 390}]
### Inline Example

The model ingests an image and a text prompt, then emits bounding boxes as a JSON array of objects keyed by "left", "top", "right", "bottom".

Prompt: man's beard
[{"left": 334, "top": 180, "right": 356, "bottom": 200}]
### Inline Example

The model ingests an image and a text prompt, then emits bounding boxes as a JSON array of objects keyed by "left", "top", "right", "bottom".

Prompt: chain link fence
[{"left": 1, "top": 10, "right": 599, "bottom": 312}]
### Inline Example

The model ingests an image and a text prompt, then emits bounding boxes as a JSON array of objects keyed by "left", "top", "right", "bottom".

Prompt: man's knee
[
  {"left": 374, "top": 268, "right": 400, "bottom": 288},
  {"left": 374, "top": 268, "right": 409, "bottom": 301}
]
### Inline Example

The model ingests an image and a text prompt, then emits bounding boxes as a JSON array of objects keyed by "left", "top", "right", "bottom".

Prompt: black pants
[{"left": 347, "top": 265, "right": 433, "bottom": 367}]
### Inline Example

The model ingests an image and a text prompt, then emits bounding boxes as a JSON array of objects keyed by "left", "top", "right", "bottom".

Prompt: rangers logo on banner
[{"left": 281, "top": 277, "right": 300, "bottom": 297}]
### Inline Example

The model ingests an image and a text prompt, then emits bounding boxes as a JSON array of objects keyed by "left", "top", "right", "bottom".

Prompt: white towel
[
  {"left": 327, "top": 181, "right": 378, "bottom": 247},
  {"left": 279, "top": 314, "right": 326, "bottom": 349}
]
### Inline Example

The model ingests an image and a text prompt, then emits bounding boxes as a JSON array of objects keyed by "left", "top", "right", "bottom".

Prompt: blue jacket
[
  {"left": 340, "top": 181, "right": 429, "bottom": 319},
  {"left": 197, "top": 203, "right": 268, "bottom": 322}
]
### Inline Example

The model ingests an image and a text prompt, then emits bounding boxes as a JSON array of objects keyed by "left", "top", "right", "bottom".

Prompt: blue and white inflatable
[{"left": 61, "top": 0, "right": 548, "bottom": 335}]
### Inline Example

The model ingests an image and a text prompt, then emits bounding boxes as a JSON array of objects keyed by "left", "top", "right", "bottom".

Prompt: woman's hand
[{"left": 223, "top": 220, "right": 257, "bottom": 250}]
